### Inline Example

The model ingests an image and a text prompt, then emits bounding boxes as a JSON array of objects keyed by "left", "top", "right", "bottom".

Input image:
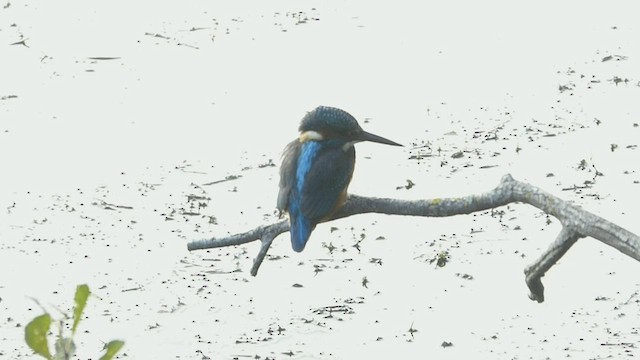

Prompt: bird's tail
[{"left": 290, "top": 212, "right": 313, "bottom": 252}]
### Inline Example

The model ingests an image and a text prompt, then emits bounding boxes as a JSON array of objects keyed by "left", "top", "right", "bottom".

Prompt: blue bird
[{"left": 277, "top": 106, "right": 402, "bottom": 252}]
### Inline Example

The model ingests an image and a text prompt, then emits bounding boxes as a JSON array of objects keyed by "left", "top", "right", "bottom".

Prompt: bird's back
[
  {"left": 278, "top": 139, "right": 355, "bottom": 251},
  {"left": 277, "top": 139, "right": 301, "bottom": 214}
]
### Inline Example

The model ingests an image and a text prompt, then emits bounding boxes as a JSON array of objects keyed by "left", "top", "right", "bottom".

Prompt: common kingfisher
[{"left": 277, "top": 106, "right": 402, "bottom": 252}]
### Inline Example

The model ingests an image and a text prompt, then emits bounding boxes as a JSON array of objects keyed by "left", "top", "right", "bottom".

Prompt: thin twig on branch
[{"left": 187, "top": 174, "right": 640, "bottom": 302}]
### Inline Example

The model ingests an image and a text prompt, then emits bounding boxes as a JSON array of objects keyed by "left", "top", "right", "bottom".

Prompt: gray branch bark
[{"left": 187, "top": 174, "right": 640, "bottom": 302}]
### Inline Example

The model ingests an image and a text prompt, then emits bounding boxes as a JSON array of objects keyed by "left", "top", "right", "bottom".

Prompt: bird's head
[{"left": 298, "top": 106, "right": 402, "bottom": 147}]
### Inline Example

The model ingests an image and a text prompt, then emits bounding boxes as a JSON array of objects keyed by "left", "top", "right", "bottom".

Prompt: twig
[
  {"left": 524, "top": 226, "right": 582, "bottom": 303},
  {"left": 187, "top": 174, "right": 640, "bottom": 301}
]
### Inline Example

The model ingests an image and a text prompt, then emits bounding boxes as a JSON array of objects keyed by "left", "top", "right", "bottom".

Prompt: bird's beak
[{"left": 357, "top": 130, "right": 403, "bottom": 147}]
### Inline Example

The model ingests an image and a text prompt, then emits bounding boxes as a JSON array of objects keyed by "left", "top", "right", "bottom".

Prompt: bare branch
[
  {"left": 524, "top": 226, "right": 583, "bottom": 303},
  {"left": 187, "top": 174, "right": 640, "bottom": 300}
]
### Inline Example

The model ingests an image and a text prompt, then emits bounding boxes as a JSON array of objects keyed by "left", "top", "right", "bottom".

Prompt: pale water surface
[{"left": 1, "top": 1, "right": 639, "bottom": 359}]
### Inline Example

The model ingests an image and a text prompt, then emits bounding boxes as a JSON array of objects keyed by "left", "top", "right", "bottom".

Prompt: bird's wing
[
  {"left": 277, "top": 139, "right": 301, "bottom": 213},
  {"left": 300, "top": 146, "right": 355, "bottom": 221}
]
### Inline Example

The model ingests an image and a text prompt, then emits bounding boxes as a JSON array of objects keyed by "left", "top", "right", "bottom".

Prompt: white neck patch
[
  {"left": 342, "top": 141, "right": 357, "bottom": 152},
  {"left": 299, "top": 130, "right": 324, "bottom": 142}
]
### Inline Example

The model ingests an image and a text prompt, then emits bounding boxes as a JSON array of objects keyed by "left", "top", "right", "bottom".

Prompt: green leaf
[
  {"left": 25, "top": 313, "right": 53, "bottom": 360},
  {"left": 72, "top": 284, "right": 90, "bottom": 334},
  {"left": 98, "top": 340, "right": 125, "bottom": 360},
  {"left": 53, "top": 337, "right": 76, "bottom": 360}
]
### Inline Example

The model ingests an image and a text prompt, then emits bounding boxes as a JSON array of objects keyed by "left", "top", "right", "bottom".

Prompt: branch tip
[{"left": 500, "top": 173, "right": 515, "bottom": 185}]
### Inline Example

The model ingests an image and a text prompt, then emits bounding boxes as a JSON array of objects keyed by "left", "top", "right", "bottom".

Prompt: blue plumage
[
  {"left": 289, "top": 141, "right": 321, "bottom": 251},
  {"left": 298, "top": 106, "right": 359, "bottom": 134},
  {"left": 278, "top": 106, "right": 402, "bottom": 252},
  {"left": 288, "top": 197, "right": 312, "bottom": 252},
  {"left": 296, "top": 142, "right": 321, "bottom": 195}
]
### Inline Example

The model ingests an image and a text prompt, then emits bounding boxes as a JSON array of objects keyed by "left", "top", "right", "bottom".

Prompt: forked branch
[{"left": 187, "top": 174, "right": 640, "bottom": 302}]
